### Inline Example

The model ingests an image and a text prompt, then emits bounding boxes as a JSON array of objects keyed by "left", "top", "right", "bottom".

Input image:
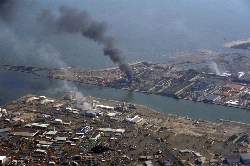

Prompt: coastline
[
  {"left": 1, "top": 58, "right": 249, "bottom": 123},
  {"left": 223, "top": 38, "right": 250, "bottom": 48},
  {"left": 4, "top": 65, "right": 246, "bottom": 112}
]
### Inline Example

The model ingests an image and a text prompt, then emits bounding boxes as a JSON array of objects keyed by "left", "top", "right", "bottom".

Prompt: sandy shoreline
[{"left": 224, "top": 38, "right": 250, "bottom": 47}]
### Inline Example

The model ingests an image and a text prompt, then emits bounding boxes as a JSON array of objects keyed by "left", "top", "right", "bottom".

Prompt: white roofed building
[
  {"left": 81, "top": 109, "right": 103, "bottom": 118},
  {"left": 45, "top": 130, "right": 57, "bottom": 137},
  {"left": 0, "top": 156, "right": 7, "bottom": 164},
  {"left": 124, "top": 115, "right": 143, "bottom": 124},
  {"left": 96, "top": 105, "right": 114, "bottom": 110},
  {"left": 53, "top": 119, "right": 63, "bottom": 124},
  {"left": 97, "top": 128, "right": 125, "bottom": 133}
]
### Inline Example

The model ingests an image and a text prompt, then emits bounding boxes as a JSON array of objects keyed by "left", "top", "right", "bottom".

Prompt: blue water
[
  {"left": 1, "top": 66, "right": 250, "bottom": 124},
  {"left": 1, "top": 0, "right": 250, "bottom": 68},
  {"left": 1, "top": 0, "right": 250, "bottom": 123}
]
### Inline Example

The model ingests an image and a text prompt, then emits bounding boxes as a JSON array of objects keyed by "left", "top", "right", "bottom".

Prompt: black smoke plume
[
  {"left": 38, "top": 5, "right": 133, "bottom": 83},
  {"left": 0, "top": 0, "right": 18, "bottom": 24}
]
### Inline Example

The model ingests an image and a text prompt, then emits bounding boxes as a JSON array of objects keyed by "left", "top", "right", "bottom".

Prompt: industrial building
[
  {"left": 203, "top": 94, "right": 220, "bottom": 103},
  {"left": 124, "top": 115, "right": 143, "bottom": 124},
  {"left": 226, "top": 156, "right": 241, "bottom": 164},
  {"left": 240, "top": 153, "right": 250, "bottom": 164}
]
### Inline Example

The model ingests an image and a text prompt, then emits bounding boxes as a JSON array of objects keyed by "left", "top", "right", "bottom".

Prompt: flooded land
[
  {"left": 1, "top": 92, "right": 250, "bottom": 165},
  {"left": 2, "top": 50, "right": 250, "bottom": 165}
]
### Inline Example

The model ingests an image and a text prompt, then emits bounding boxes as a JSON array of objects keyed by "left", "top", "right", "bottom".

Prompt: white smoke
[
  {"left": 82, "top": 101, "right": 92, "bottom": 110},
  {"left": 1, "top": 28, "right": 91, "bottom": 110},
  {"left": 0, "top": 1, "right": 93, "bottom": 110},
  {"left": 74, "top": 91, "right": 92, "bottom": 110},
  {"left": 61, "top": 80, "right": 92, "bottom": 110},
  {"left": 209, "top": 61, "right": 221, "bottom": 75}
]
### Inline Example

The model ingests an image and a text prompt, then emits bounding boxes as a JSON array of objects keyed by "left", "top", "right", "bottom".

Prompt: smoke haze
[
  {"left": 0, "top": 1, "right": 132, "bottom": 82},
  {"left": 209, "top": 62, "right": 221, "bottom": 75},
  {"left": 38, "top": 5, "right": 133, "bottom": 82},
  {"left": 0, "top": 0, "right": 18, "bottom": 24},
  {"left": 0, "top": 1, "right": 100, "bottom": 107}
]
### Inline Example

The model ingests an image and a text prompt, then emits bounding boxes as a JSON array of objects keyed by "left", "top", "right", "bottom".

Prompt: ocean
[{"left": 1, "top": 0, "right": 250, "bottom": 123}]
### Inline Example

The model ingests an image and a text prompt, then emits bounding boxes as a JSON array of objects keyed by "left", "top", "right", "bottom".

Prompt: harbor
[{"left": 2, "top": 49, "right": 250, "bottom": 124}]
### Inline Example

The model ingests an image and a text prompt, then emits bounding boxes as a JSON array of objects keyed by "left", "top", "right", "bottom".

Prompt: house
[
  {"left": 65, "top": 106, "right": 72, "bottom": 112},
  {"left": 52, "top": 104, "right": 63, "bottom": 108},
  {"left": 45, "top": 131, "right": 57, "bottom": 137},
  {"left": 226, "top": 156, "right": 240, "bottom": 164},
  {"left": 40, "top": 99, "right": 55, "bottom": 105},
  {"left": 31, "top": 123, "right": 50, "bottom": 129},
  {"left": 128, "top": 102, "right": 136, "bottom": 109},
  {"left": 96, "top": 105, "right": 114, "bottom": 110},
  {"left": 192, "top": 151, "right": 202, "bottom": 157},
  {"left": 240, "top": 153, "right": 250, "bottom": 164},
  {"left": 55, "top": 136, "right": 68, "bottom": 142},
  {"left": 76, "top": 126, "right": 92, "bottom": 136},
  {"left": 90, "top": 132, "right": 101, "bottom": 140},
  {"left": 38, "top": 141, "right": 53, "bottom": 146},
  {"left": 107, "top": 112, "right": 117, "bottom": 117},
  {"left": 145, "top": 160, "right": 153, "bottom": 166},
  {"left": 26, "top": 96, "right": 39, "bottom": 103},
  {"left": 81, "top": 109, "right": 102, "bottom": 118},
  {"left": 0, "top": 128, "right": 11, "bottom": 133},
  {"left": 97, "top": 128, "right": 125, "bottom": 133},
  {"left": 158, "top": 159, "right": 173, "bottom": 166},
  {"left": 35, "top": 149, "right": 47, "bottom": 154},
  {"left": 109, "top": 117, "right": 118, "bottom": 121},
  {"left": 64, "top": 91, "right": 74, "bottom": 100},
  {"left": 53, "top": 119, "right": 63, "bottom": 124},
  {"left": 11, "top": 131, "right": 39, "bottom": 137},
  {"left": 0, "top": 156, "right": 7, "bottom": 164},
  {"left": 209, "top": 159, "right": 218, "bottom": 164},
  {"left": 179, "top": 149, "right": 190, "bottom": 153},
  {"left": 39, "top": 96, "right": 46, "bottom": 100}
]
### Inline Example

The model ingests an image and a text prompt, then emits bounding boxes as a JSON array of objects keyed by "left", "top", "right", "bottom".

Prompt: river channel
[{"left": 1, "top": 68, "right": 248, "bottom": 124}]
